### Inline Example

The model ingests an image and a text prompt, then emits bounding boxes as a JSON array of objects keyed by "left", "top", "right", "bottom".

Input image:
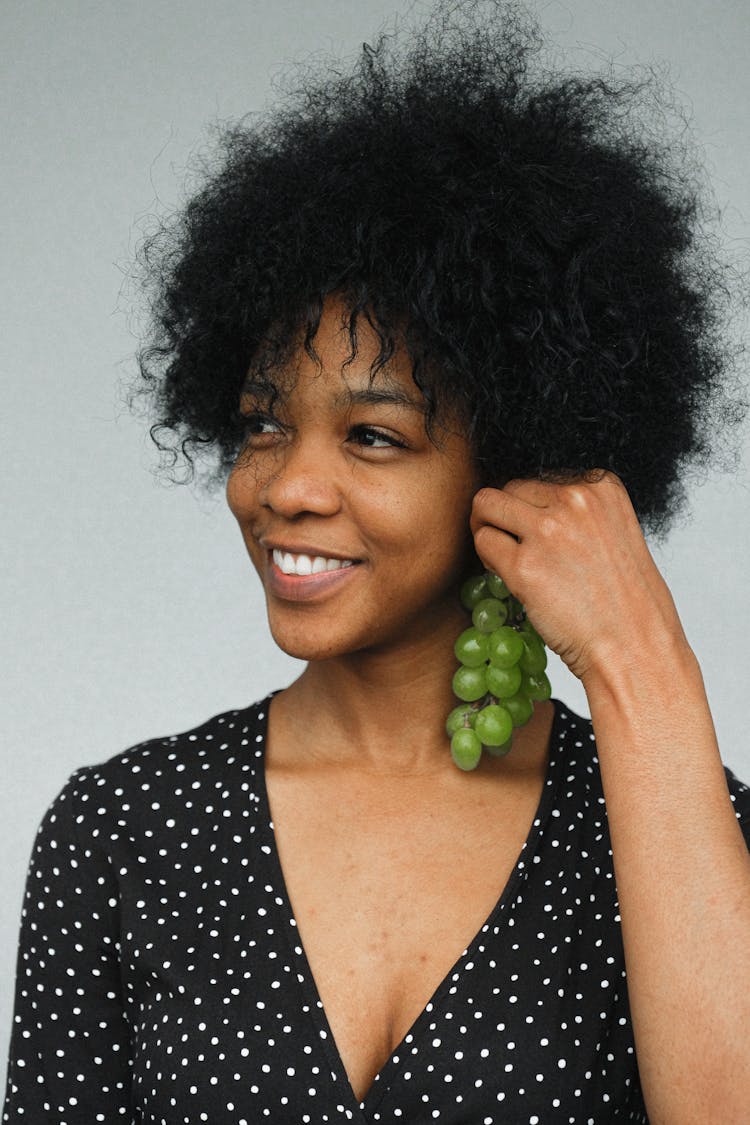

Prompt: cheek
[
  {"left": 435, "top": 481, "right": 483, "bottom": 570},
  {"left": 225, "top": 471, "right": 241, "bottom": 519},
  {"left": 391, "top": 472, "right": 477, "bottom": 565},
  {"left": 226, "top": 462, "right": 260, "bottom": 522},
  {"left": 434, "top": 465, "right": 479, "bottom": 530}
]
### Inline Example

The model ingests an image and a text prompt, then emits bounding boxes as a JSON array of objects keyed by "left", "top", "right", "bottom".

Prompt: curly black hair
[{"left": 134, "top": 0, "right": 746, "bottom": 538}]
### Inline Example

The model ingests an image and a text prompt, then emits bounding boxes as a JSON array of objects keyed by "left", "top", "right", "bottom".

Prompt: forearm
[{"left": 583, "top": 634, "right": 750, "bottom": 1125}]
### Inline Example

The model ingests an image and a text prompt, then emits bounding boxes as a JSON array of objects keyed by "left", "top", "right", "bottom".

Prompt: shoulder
[
  {"left": 45, "top": 695, "right": 274, "bottom": 837},
  {"left": 543, "top": 698, "right": 610, "bottom": 844},
  {"left": 548, "top": 697, "right": 601, "bottom": 794},
  {"left": 724, "top": 766, "right": 750, "bottom": 837},
  {"left": 549, "top": 698, "right": 750, "bottom": 841}
]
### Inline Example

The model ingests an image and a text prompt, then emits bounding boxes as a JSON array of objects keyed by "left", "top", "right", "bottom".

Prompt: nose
[{"left": 258, "top": 435, "right": 342, "bottom": 519}]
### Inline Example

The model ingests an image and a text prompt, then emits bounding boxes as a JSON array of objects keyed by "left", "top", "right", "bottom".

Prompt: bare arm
[
  {"left": 471, "top": 472, "right": 750, "bottom": 1124},
  {"left": 583, "top": 631, "right": 750, "bottom": 1124}
]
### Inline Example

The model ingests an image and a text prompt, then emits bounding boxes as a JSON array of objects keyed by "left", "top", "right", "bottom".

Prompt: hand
[{"left": 469, "top": 471, "right": 690, "bottom": 683}]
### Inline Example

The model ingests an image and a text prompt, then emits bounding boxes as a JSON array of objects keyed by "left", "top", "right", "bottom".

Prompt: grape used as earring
[{"left": 447, "top": 571, "right": 550, "bottom": 770}]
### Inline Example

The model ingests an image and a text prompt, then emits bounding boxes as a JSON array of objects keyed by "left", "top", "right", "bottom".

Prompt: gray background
[{"left": 2, "top": 0, "right": 749, "bottom": 1070}]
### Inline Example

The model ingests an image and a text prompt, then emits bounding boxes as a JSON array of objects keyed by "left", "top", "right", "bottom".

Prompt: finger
[
  {"left": 500, "top": 477, "right": 559, "bottom": 507},
  {"left": 472, "top": 521, "right": 521, "bottom": 577},
  {"left": 502, "top": 471, "right": 623, "bottom": 511},
  {"left": 470, "top": 484, "right": 549, "bottom": 540}
]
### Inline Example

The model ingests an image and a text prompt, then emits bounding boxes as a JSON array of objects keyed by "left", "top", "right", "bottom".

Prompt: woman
[{"left": 3, "top": 2, "right": 750, "bottom": 1121}]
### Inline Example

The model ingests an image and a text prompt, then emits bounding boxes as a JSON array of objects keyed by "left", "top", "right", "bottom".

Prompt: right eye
[{"left": 238, "top": 412, "right": 284, "bottom": 442}]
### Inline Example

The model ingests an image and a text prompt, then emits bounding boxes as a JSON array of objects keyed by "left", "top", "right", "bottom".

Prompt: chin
[
  {"left": 266, "top": 617, "right": 350, "bottom": 662},
  {"left": 266, "top": 611, "right": 400, "bottom": 663},
  {"left": 270, "top": 636, "right": 335, "bottom": 661}
]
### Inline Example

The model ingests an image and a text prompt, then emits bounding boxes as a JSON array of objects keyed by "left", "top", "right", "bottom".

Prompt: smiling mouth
[{"left": 271, "top": 548, "right": 359, "bottom": 577}]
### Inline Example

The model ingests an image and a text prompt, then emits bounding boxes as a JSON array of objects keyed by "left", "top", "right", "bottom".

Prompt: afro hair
[{"left": 134, "top": 0, "right": 746, "bottom": 538}]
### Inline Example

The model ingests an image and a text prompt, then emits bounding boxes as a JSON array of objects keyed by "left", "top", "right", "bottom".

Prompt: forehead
[{"left": 243, "top": 293, "right": 426, "bottom": 411}]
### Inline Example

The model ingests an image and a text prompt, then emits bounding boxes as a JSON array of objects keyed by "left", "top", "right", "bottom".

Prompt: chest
[
  {"left": 114, "top": 714, "right": 641, "bottom": 1120},
  {"left": 265, "top": 767, "right": 544, "bottom": 1103}
]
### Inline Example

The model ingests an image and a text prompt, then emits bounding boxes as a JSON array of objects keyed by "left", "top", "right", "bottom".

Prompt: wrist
[{"left": 580, "top": 624, "right": 703, "bottom": 712}]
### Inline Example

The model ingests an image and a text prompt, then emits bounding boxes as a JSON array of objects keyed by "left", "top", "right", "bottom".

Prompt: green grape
[
  {"left": 522, "top": 671, "right": 552, "bottom": 702},
  {"left": 472, "top": 597, "right": 508, "bottom": 634},
  {"left": 507, "top": 595, "right": 525, "bottom": 622},
  {"left": 486, "top": 572, "right": 511, "bottom": 600},
  {"left": 460, "top": 574, "right": 489, "bottom": 611},
  {"left": 454, "top": 627, "right": 490, "bottom": 668},
  {"left": 486, "top": 661, "right": 523, "bottom": 699},
  {"left": 485, "top": 736, "right": 513, "bottom": 757},
  {"left": 445, "top": 703, "right": 478, "bottom": 737},
  {"left": 474, "top": 704, "right": 513, "bottom": 747},
  {"left": 452, "top": 663, "right": 488, "bottom": 702},
  {"left": 487, "top": 626, "right": 525, "bottom": 668},
  {"left": 451, "top": 727, "right": 483, "bottom": 770},
  {"left": 521, "top": 619, "right": 543, "bottom": 643},
  {"left": 503, "top": 692, "right": 534, "bottom": 727},
  {"left": 519, "top": 632, "right": 548, "bottom": 674},
  {"left": 448, "top": 570, "right": 550, "bottom": 769}
]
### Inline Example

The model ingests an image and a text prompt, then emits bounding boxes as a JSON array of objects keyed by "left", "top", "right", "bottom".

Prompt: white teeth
[{"left": 272, "top": 548, "right": 355, "bottom": 576}]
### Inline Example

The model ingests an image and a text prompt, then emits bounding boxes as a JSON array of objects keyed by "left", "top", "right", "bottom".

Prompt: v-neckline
[{"left": 253, "top": 695, "right": 566, "bottom": 1116}]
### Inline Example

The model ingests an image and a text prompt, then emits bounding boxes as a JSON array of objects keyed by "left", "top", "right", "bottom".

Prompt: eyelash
[
  {"left": 238, "top": 413, "right": 406, "bottom": 450},
  {"left": 238, "top": 413, "right": 280, "bottom": 438},
  {"left": 350, "top": 424, "right": 406, "bottom": 449}
]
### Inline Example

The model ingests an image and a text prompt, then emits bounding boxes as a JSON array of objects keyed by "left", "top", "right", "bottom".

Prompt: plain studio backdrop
[{"left": 2, "top": 0, "right": 749, "bottom": 1069}]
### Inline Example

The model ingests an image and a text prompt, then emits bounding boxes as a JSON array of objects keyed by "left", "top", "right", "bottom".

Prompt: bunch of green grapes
[{"left": 446, "top": 572, "right": 551, "bottom": 770}]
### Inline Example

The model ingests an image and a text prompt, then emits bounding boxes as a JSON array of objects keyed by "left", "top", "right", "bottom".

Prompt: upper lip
[{"left": 261, "top": 539, "right": 362, "bottom": 562}]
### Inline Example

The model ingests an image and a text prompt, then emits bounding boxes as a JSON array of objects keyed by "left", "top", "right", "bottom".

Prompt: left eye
[{"left": 350, "top": 426, "right": 404, "bottom": 449}]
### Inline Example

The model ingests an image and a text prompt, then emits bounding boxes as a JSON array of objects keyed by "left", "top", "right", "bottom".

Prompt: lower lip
[{"left": 265, "top": 557, "right": 363, "bottom": 602}]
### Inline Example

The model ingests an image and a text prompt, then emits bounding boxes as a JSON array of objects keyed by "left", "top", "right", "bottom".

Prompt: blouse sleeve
[
  {"left": 725, "top": 765, "right": 750, "bottom": 849},
  {"left": 2, "top": 768, "right": 134, "bottom": 1123}
]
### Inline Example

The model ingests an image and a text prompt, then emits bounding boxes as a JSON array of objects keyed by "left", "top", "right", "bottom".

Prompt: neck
[
  {"left": 268, "top": 598, "right": 554, "bottom": 778},
  {"left": 272, "top": 600, "right": 471, "bottom": 775}
]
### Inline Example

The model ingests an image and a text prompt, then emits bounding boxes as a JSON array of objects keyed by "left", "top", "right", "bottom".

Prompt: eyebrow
[
  {"left": 241, "top": 378, "right": 424, "bottom": 412},
  {"left": 332, "top": 386, "right": 424, "bottom": 412},
  {"left": 240, "top": 379, "right": 278, "bottom": 400}
]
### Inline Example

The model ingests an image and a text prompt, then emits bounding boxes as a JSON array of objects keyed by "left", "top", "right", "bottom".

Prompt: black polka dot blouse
[{"left": 3, "top": 696, "right": 750, "bottom": 1124}]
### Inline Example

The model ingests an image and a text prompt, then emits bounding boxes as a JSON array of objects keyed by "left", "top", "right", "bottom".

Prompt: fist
[{"left": 469, "top": 471, "right": 687, "bottom": 683}]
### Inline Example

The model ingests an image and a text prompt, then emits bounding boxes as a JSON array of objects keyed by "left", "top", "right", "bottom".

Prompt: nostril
[{"left": 258, "top": 470, "right": 343, "bottom": 518}]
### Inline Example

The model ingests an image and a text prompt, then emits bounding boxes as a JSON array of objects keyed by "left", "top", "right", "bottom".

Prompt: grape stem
[{"left": 471, "top": 693, "right": 499, "bottom": 711}]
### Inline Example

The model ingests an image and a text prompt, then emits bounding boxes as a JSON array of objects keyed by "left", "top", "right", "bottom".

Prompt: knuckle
[
  {"left": 585, "top": 467, "right": 609, "bottom": 484},
  {"left": 473, "top": 523, "right": 495, "bottom": 555},
  {"left": 472, "top": 487, "right": 495, "bottom": 511},
  {"left": 511, "top": 553, "right": 533, "bottom": 594},
  {"left": 501, "top": 477, "right": 523, "bottom": 494},
  {"left": 538, "top": 514, "right": 559, "bottom": 540},
  {"left": 565, "top": 484, "right": 592, "bottom": 511}
]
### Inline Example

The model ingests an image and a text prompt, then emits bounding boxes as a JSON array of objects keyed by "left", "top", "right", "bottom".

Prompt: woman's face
[{"left": 226, "top": 295, "right": 483, "bottom": 662}]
